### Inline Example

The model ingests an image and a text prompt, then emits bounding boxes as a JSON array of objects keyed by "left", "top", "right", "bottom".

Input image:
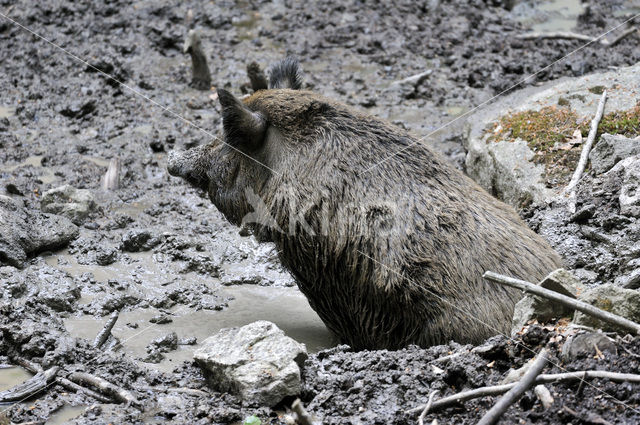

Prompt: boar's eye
[
  {"left": 268, "top": 56, "right": 303, "bottom": 90},
  {"left": 217, "top": 88, "right": 267, "bottom": 152}
]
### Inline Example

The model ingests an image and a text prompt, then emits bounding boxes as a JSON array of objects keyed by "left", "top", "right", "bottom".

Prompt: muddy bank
[{"left": 1, "top": 0, "right": 640, "bottom": 424}]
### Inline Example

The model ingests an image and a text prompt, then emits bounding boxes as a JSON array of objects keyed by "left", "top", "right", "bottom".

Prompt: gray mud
[{"left": 1, "top": 0, "right": 640, "bottom": 424}]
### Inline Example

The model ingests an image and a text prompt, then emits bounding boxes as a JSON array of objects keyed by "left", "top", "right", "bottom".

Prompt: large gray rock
[
  {"left": 589, "top": 134, "right": 640, "bottom": 175},
  {"left": 573, "top": 284, "right": 640, "bottom": 334},
  {"left": 0, "top": 195, "right": 79, "bottom": 268},
  {"left": 41, "top": 184, "right": 96, "bottom": 225},
  {"left": 194, "top": 321, "right": 307, "bottom": 406},
  {"left": 465, "top": 62, "right": 640, "bottom": 209},
  {"left": 511, "top": 268, "right": 580, "bottom": 335}
]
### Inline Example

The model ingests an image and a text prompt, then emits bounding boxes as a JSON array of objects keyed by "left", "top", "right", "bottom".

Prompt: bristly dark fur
[
  {"left": 268, "top": 56, "right": 303, "bottom": 90},
  {"left": 169, "top": 58, "right": 564, "bottom": 351}
]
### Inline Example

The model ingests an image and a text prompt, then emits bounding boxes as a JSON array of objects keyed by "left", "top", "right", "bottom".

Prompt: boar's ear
[
  {"left": 217, "top": 88, "right": 267, "bottom": 152},
  {"left": 268, "top": 56, "right": 303, "bottom": 90}
]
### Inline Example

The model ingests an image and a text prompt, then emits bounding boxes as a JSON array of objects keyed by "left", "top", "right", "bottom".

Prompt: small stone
[
  {"left": 561, "top": 332, "right": 617, "bottom": 361},
  {"left": 150, "top": 314, "right": 173, "bottom": 324},
  {"left": 148, "top": 331, "right": 179, "bottom": 353},
  {"left": 194, "top": 320, "right": 307, "bottom": 406},
  {"left": 41, "top": 185, "right": 96, "bottom": 225},
  {"left": 511, "top": 269, "right": 580, "bottom": 335},
  {"left": 121, "top": 230, "right": 159, "bottom": 252},
  {"left": 60, "top": 99, "right": 96, "bottom": 119},
  {"left": 178, "top": 336, "right": 197, "bottom": 345},
  {"left": 612, "top": 155, "right": 640, "bottom": 218},
  {"left": 539, "top": 268, "right": 579, "bottom": 298}
]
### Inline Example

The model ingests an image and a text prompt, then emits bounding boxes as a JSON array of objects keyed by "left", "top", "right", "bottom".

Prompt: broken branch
[
  {"left": 93, "top": 310, "right": 119, "bottom": 349},
  {"left": 517, "top": 28, "right": 637, "bottom": 47},
  {"left": 407, "top": 370, "right": 640, "bottom": 414},
  {"left": 418, "top": 390, "right": 439, "bottom": 425},
  {"left": 565, "top": 90, "right": 607, "bottom": 195},
  {"left": 0, "top": 367, "right": 58, "bottom": 402},
  {"left": 517, "top": 31, "right": 595, "bottom": 42},
  {"left": 9, "top": 355, "right": 113, "bottom": 403},
  {"left": 68, "top": 372, "right": 139, "bottom": 407},
  {"left": 483, "top": 271, "right": 640, "bottom": 335},
  {"left": 477, "top": 348, "right": 549, "bottom": 425}
]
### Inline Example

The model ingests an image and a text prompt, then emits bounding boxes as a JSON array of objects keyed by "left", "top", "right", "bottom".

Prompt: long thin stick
[
  {"left": 418, "top": 390, "right": 439, "bottom": 425},
  {"left": 516, "top": 29, "right": 637, "bottom": 46},
  {"left": 477, "top": 348, "right": 549, "bottom": 425},
  {"left": 565, "top": 90, "right": 607, "bottom": 194},
  {"left": 483, "top": 271, "right": 640, "bottom": 335},
  {"left": 517, "top": 32, "right": 595, "bottom": 42},
  {"left": 406, "top": 370, "right": 640, "bottom": 414}
]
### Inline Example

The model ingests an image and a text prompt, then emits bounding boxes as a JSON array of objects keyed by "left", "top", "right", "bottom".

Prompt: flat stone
[
  {"left": 590, "top": 133, "right": 640, "bottom": 175},
  {"left": 511, "top": 268, "right": 580, "bottom": 335},
  {"left": 573, "top": 284, "right": 640, "bottom": 334},
  {"left": 41, "top": 184, "right": 96, "bottom": 225},
  {"left": 194, "top": 321, "right": 307, "bottom": 406}
]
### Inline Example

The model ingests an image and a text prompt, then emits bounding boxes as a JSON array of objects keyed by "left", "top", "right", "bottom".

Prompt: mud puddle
[
  {"left": 45, "top": 251, "right": 332, "bottom": 373},
  {"left": 64, "top": 285, "right": 332, "bottom": 372},
  {"left": 0, "top": 366, "right": 32, "bottom": 392},
  {"left": 46, "top": 405, "right": 87, "bottom": 425}
]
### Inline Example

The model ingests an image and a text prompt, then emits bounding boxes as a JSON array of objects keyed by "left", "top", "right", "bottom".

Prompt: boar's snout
[{"left": 167, "top": 147, "right": 209, "bottom": 189}]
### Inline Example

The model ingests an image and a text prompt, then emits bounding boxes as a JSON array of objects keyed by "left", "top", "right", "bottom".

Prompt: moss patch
[
  {"left": 487, "top": 104, "right": 640, "bottom": 187},
  {"left": 595, "top": 104, "right": 640, "bottom": 138},
  {"left": 487, "top": 106, "right": 584, "bottom": 186}
]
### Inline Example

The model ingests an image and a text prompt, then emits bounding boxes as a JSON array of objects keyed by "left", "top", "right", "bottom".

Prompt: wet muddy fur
[{"left": 169, "top": 58, "right": 563, "bottom": 350}]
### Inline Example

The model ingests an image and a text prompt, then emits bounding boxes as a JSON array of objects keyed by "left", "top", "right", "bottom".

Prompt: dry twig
[
  {"left": 565, "top": 90, "right": 608, "bottom": 199},
  {"left": 517, "top": 28, "right": 637, "bottom": 46},
  {"left": 483, "top": 271, "right": 640, "bottom": 335},
  {"left": 418, "top": 390, "right": 439, "bottom": 425},
  {"left": 407, "top": 370, "right": 640, "bottom": 414},
  {"left": 477, "top": 348, "right": 549, "bottom": 425}
]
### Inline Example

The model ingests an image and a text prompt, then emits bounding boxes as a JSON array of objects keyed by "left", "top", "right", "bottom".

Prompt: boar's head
[{"left": 168, "top": 56, "right": 376, "bottom": 233}]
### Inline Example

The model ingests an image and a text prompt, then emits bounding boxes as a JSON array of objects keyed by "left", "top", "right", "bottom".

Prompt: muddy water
[
  {"left": 511, "top": 0, "right": 585, "bottom": 32},
  {"left": 47, "top": 405, "right": 87, "bottom": 424},
  {"left": 64, "top": 285, "right": 333, "bottom": 373},
  {"left": 45, "top": 251, "right": 332, "bottom": 373},
  {"left": 0, "top": 366, "right": 32, "bottom": 392}
]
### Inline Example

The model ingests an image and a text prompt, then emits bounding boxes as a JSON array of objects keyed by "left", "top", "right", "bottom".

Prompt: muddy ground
[{"left": 1, "top": 0, "right": 640, "bottom": 424}]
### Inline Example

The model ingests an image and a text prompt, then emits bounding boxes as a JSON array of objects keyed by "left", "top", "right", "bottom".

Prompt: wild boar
[{"left": 168, "top": 57, "right": 562, "bottom": 350}]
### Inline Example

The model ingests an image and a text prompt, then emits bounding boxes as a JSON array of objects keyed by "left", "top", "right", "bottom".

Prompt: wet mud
[{"left": 1, "top": 0, "right": 640, "bottom": 423}]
